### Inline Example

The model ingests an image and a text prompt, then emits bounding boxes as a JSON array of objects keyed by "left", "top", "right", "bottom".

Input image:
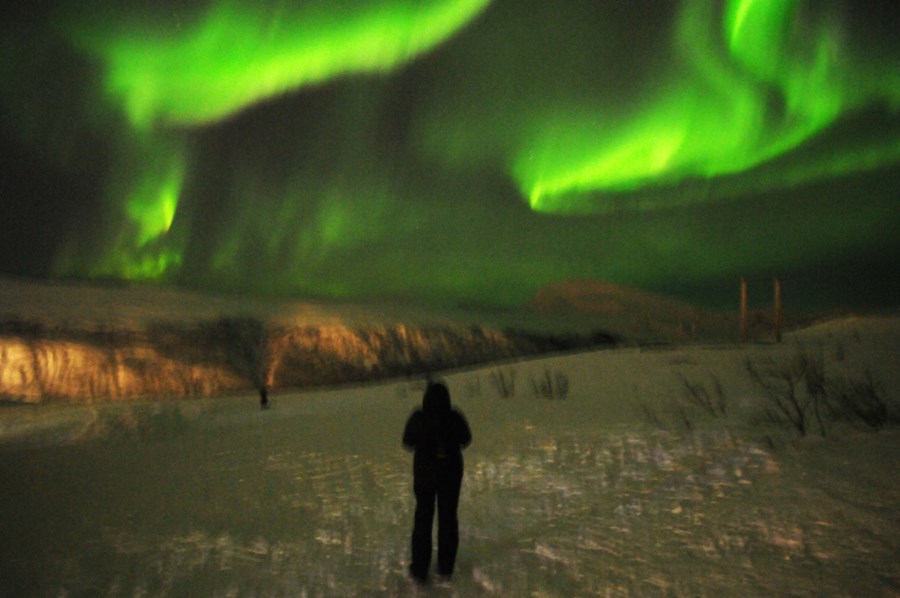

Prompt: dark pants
[{"left": 410, "top": 458, "right": 463, "bottom": 580}]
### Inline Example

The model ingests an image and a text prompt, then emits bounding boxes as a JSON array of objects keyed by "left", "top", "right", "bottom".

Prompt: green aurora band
[
  {"left": 59, "top": 0, "right": 492, "bottom": 281},
  {"left": 2, "top": 0, "right": 894, "bottom": 308},
  {"left": 515, "top": 0, "right": 900, "bottom": 212},
  {"left": 68, "top": 0, "right": 492, "bottom": 130}
]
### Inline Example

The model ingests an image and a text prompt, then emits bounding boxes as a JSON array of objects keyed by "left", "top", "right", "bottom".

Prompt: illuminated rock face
[
  {"left": 0, "top": 321, "right": 616, "bottom": 402},
  {"left": 268, "top": 324, "right": 558, "bottom": 388},
  {"left": 0, "top": 338, "right": 246, "bottom": 402}
]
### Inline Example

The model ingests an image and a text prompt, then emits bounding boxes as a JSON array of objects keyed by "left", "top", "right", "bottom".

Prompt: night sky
[{"left": 1, "top": 0, "right": 898, "bottom": 309}]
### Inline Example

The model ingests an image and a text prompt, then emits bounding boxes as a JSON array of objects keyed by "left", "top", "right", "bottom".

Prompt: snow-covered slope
[
  {"left": 0, "top": 312, "right": 897, "bottom": 596},
  {"left": 0, "top": 277, "right": 619, "bottom": 402}
]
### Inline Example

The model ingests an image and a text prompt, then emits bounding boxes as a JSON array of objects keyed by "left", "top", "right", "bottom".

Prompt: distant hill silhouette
[{"left": 527, "top": 280, "right": 736, "bottom": 343}]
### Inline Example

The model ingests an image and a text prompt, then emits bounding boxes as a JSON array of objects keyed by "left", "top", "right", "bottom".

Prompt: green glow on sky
[
  {"left": 51, "top": 132, "right": 190, "bottom": 283},
  {"left": 56, "top": 0, "right": 491, "bottom": 282},
  {"left": 125, "top": 145, "right": 184, "bottom": 248},
  {"left": 202, "top": 168, "right": 416, "bottom": 298},
  {"left": 518, "top": 0, "right": 900, "bottom": 213},
  {"left": 5, "top": 0, "right": 895, "bottom": 309},
  {"left": 101, "top": 132, "right": 188, "bottom": 281},
  {"left": 69, "top": 0, "right": 491, "bottom": 129},
  {"left": 98, "top": 249, "right": 183, "bottom": 281}
]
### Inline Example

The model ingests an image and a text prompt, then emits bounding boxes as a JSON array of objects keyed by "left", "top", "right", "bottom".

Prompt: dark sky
[{"left": 1, "top": 0, "right": 898, "bottom": 309}]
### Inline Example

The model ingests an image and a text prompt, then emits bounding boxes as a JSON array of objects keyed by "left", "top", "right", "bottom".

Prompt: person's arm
[
  {"left": 402, "top": 411, "right": 421, "bottom": 451},
  {"left": 454, "top": 410, "right": 472, "bottom": 449}
]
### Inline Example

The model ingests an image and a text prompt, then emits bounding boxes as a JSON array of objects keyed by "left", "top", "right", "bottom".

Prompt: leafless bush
[
  {"left": 638, "top": 402, "right": 665, "bottom": 430},
  {"left": 638, "top": 399, "right": 697, "bottom": 434},
  {"left": 745, "top": 350, "right": 828, "bottom": 436},
  {"left": 827, "top": 370, "right": 895, "bottom": 431},
  {"left": 676, "top": 373, "right": 727, "bottom": 417},
  {"left": 489, "top": 368, "right": 517, "bottom": 399},
  {"left": 531, "top": 369, "right": 569, "bottom": 400}
]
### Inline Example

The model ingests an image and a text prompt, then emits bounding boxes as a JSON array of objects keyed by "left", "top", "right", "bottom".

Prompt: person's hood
[{"left": 422, "top": 382, "right": 451, "bottom": 415}]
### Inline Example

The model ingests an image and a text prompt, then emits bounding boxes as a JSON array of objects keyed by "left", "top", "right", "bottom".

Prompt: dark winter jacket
[{"left": 403, "top": 383, "right": 471, "bottom": 471}]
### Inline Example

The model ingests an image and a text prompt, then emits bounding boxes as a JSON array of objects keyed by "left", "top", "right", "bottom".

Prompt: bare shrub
[
  {"left": 745, "top": 350, "right": 828, "bottom": 436},
  {"left": 489, "top": 368, "right": 517, "bottom": 399},
  {"left": 531, "top": 369, "right": 569, "bottom": 400},
  {"left": 638, "top": 402, "right": 665, "bottom": 430},
  {"left": 637, "top": 400, "right": 695, "bottom": 433},
  {"left": 827, "top": 370, "right": 895, "bottom": 431},
  {"left": 676, "top": 373, "right": 727, "bottom": 417}
]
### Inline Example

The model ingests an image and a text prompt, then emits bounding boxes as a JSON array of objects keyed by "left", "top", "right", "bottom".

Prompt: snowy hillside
[
  {"left": 1, "top": 276, "right": 819, "bottom": 403},
  {"left": 1, "top": 310, "right": 898, "bottom": 596},
  {"left": 0, "top": 277, "right": 620, "bottom": 402}
]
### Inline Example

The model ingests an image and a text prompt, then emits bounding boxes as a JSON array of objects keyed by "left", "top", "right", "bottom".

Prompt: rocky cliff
[{"left": 0, "top": 318, "right": 616, "bottom": 402}]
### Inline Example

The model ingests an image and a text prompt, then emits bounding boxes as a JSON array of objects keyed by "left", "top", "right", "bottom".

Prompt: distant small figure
[
  {"left": 403, "top": 382, "right": 472, "bottom": 584},
  {"left": 259, "top": 386, "right": 269, "bottom": 410}
]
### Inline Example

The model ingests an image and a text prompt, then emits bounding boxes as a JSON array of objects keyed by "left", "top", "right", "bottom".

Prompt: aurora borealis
[{"left": 1, "top": 0, "right": 897, "bottom": 309}]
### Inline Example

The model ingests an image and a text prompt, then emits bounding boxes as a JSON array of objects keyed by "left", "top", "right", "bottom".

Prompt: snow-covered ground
[{"left": 1, "top": 316, "right": 899, "bottom": 596}]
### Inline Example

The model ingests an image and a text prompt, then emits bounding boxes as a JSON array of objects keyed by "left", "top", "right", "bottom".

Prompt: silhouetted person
[
  {"left": 259, "top": 386, "right": 269, "bottom": 410},
  {"left": 403, "top": 382, "right": 472, "bottom": 584}
]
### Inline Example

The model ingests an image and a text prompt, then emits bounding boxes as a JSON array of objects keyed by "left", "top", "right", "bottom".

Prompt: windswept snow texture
[{"left": 1, "top": 317, "right": 899, "bottom": 596}]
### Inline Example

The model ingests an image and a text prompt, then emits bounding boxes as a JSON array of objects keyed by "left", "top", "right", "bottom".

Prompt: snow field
[{"left": 1, "top": 316, "right": 899, "bottom": 596}]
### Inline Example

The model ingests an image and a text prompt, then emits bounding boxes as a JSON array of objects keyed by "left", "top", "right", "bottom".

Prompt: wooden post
[
  {"left": 774, "top": 277, "right": 782, "bottom": 343},
  {"left": 740, "top": 278, "right": 748, "bottom": 342}
]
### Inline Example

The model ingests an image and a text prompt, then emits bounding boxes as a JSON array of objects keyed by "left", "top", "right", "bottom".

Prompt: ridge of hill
[{"left": 527, "top": 279, "right": 736, "bottom": 342}]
